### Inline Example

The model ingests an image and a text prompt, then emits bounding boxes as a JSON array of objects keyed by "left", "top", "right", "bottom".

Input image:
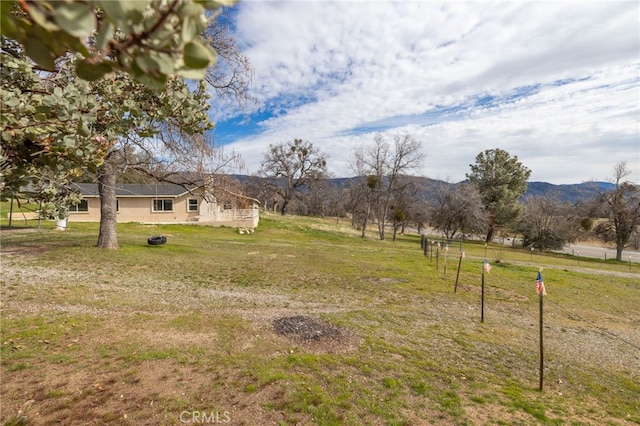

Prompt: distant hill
[
  {"left": 236, "top": 175, "right": 616, "bottom": 205},
  {"left": 324, "top": 177, "right": 615, "bottom": 204},
  {"left": 524, "top": 181, "right": 615, "bottom": 204}
]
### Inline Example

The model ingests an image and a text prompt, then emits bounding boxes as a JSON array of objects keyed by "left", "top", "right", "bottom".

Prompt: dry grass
[{"left": 1, "top": 215, "right": 639, "bottom": 425}]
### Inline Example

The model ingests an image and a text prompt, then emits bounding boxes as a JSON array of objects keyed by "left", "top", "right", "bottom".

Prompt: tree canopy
[
  {"left": 0, "top": 0, "right": 231, "bottom": 88},
  {"left": 517, "top": 196, "right": 579, "bottom": 251},
  {"left": 351, "top": 134, "right": 424, "bottom": 240},
  {"left": 430, "top": 182, "right": 487, "bottom": 241},
  {"left": 1, "top": 1, "right": 251, "bottom": 249},
  {"left": 467, "top": 148, "right": 531, "bottom": 242},
  {"left": 593, "top": 161, "right": 640, "bottom": 260},
  {"left": 259, "top": 139, "right": 328, "bottom": 215}
]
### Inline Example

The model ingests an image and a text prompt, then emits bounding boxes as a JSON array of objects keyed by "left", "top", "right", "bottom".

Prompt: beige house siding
[{"left": 68, "top": 187, "right": 259, "bottom": 229}]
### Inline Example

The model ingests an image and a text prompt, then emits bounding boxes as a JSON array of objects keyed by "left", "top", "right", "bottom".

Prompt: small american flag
[
  {"left": 483, "top": 259, "right": 491, "bottom": 274},
  {"left": 535, "top": 271, "right": 547, "bottom": 296}
]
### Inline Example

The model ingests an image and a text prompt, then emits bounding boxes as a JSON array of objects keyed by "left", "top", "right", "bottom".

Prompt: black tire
[{"left": 147, "top": 236, "right": 167, "bottom": 245}]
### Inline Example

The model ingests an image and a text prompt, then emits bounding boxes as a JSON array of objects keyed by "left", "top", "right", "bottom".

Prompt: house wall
[
  {"left": 68, "top": 194, "right": 259, "bottom": 229},
  {"left": 69, "top": 194, "right": 201, "bottom": 224},
  {"left": 68, "top": 197, "right": 101, "bottom": 222}
]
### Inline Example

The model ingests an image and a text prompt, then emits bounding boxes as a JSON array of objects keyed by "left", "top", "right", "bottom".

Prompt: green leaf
[
  {"left": 95, "top": 21, "right": 115, "bottom": 51},
  {"left": 150, "top": 52, "right": 174, "bottom": 75},
  {"left": 134, "top": 55, "right": 159, "bottom": 73},
  {"left": 53, "top": 2, "right": 96, "bottom": 38},
  {"left": 97, "top": 0, "right": 127, "bottom": 21},
  {"left": 78, "top": 124, "right": 91, "bottom": 137},
  {"left": 5, "top": 97, "right": 20, "bottom": 107},
  {"left": 76, "top": 59, "right": 112, "bottom": 81},
  {"left": 27, "top": 4, "right": 59, "bottom": 32},
  {"left": 63, "top": 136, "right": 76, "bottom": 148},
  {"left": 43, "top": 96, "right": 57, "bottom": 108},
  {"left": 34, "top": 113, "right": 47, "bottom": 123},
  {"left": 181, "top": 17, "right": 198, "bottom": 43},
  {"left": 131, "top": 61, "right": 166, "bottom": 90},
  {"left": 52, "top": 29, "right": 90, "bottom": 57},
  {"left": 195, "top": 0, "right": 238, "bottom": 9},
  {"left": 175, "top": 66, "right": 207, "bottom": 80},
  {"left": 24, "top": 36, "right": 56, "bottom": 71},
  {"left": 122, "top": 0, "right": 149, "bottom": 13},
  {"left": 178, "top": 2, "right": 205, "bottom": 18},
  {"left": 124, "top": 9, "right": 144, "bottom": 26},
  {"left": 183, "top": 41, "right": 216, "bottom": 69},
  {"left": 0, "top": 2, "right": 18, "bottom": 38}
]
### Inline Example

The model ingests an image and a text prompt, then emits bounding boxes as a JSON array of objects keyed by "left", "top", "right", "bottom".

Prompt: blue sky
[{"left": 208, "top": 1, "right": 639, "bottom": 184}]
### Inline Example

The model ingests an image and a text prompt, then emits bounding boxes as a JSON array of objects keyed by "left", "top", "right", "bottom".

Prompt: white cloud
[{"left": 216, "top": 0, "right": 640, "bottom": 184}]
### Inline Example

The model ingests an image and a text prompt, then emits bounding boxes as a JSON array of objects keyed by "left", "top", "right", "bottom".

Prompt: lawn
[{"left": 1, "top": 214, "right": 639, "bottom": 425}]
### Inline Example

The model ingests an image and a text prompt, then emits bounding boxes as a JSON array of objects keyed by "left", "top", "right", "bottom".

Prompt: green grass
[{"left": 1, "top": 214, "right": 639, "bottom": 425}]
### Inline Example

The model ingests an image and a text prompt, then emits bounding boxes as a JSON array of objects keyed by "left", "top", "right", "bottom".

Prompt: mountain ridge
[{"left": 237, "top": 175, "right": 617, "bottom": 205}]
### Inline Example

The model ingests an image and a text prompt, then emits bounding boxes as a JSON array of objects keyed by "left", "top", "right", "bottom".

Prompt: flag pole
[
  {"left": 535, "top": 268, "right": 547, "bottom": 391},
  {"left": 443, "top": 244, "right": 449, "bottom": 277},
  {"left": 481, "top": 268, "right": 485, "bottom": 322},
  {"left": 454, "top": 250, "right": 464, "bottom": 293},
  {"left": 539, "top": 288, "right": 544, "bottom": 391},
  {"left": 481, "top": 259, "right": 491, "bottom": 323}
]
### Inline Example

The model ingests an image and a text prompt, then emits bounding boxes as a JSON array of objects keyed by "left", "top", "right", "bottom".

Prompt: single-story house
[{"left": 68, "top": 182, "right": 260, "bottom": 229}]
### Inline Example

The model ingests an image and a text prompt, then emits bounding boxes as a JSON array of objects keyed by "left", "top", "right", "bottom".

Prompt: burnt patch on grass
[{"left": 272, "top": 315, "right": 341, "bottom": 341}]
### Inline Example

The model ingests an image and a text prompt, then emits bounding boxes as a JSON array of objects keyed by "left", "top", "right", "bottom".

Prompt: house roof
[
  {"left": 71, "top": 182, "right": 261, "bottom": 205},
  {"left": 72, "top": 183, "right": 196, "bottom": 197}
]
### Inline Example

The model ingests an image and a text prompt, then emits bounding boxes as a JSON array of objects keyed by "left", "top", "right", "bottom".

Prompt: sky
[{"left": 208, "top": 1, "right": 640, "bottom": 185}]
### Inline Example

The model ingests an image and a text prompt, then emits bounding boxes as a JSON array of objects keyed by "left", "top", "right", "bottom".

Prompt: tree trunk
[
  {"left": 361, "top": 206, "right": 369, "bottom": 238},
  {"left": 378, "top": 221, "right": 385, "bottom": 240},
  {"left": 485, "top": 223, "right": 494, "bottom": 243},
  {"left": 616, "top": 245, "right": 624, "bottom": 262},
  {"left": 280, "top": 198, "right": 288, "bottom": 215},
  {"left": 97, "top": 155, "right": 119, "bottom": 249}
]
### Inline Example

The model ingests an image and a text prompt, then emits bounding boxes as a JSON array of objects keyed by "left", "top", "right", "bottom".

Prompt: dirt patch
[
  {"left": 272, "top": 315, "right": 360, "bottom": 355},
  {"left": 0, "top": 242, "right": 66, "bottom": 256},
  {"left": 273, "top": 315, "right": 341, "bottom": 341},
  {"left": 368, "top": 276, "right": 408, "bottom": 285}
]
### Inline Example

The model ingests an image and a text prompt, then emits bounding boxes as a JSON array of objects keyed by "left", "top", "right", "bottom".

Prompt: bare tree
[
  {"left": 516, "top": 196, "right": 579, "bottom": 251},
  {"left": 352, "top": 134, "right": 424, "bottom": 240},
  {"left": 594, "top": 162, "right": 640, "bottom": 261},
  {"left": 430, "top": 182, "right": 487, "bottom": 240},
  {"left": 204, "top": 14, "right": 254, "bottom": 110},
  {"left": 348, "top": 165, "right": 379, "bottom": 238},
  {"left": 258, "top": 139, "right": 328, "bottom": 215},
  {"left": 388, "top": 176, "right": 421, "bottom": 241}
]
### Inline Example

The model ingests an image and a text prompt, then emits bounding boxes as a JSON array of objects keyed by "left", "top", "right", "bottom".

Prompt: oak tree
[
  {"left": 517, "top": 196, "right": 579, "bottom": 251},
  {"left": 1, "top": 2, "right": 251, "bottom": 249},
  {"left": 258, "top": 139, "right": 328, "bottom": 216},
  {"left": 430, "top": 182, "right": 487, "bottom": 241},
  {"left": 351, "top": 134, "right": 424, "bottom": 240},
  {"left": 0, "top": 0, "right": 227, "bottom": 88},
  {"left": 594, "top": 162, "right": 640, "bottom": 261}
]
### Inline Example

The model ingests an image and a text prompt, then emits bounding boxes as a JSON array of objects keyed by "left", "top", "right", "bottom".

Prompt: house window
[
  {"left": 223, "top": 200, "right": 233, "bottom": 210},
  {"left": 187, "top": 198, "right": 198, "bottom": 212},
  {"left": 152, "top": 199, "right": 173, "bottom": 212},
  {"left": 69, "top": 200, "right": 88, "bottom": 212}
]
